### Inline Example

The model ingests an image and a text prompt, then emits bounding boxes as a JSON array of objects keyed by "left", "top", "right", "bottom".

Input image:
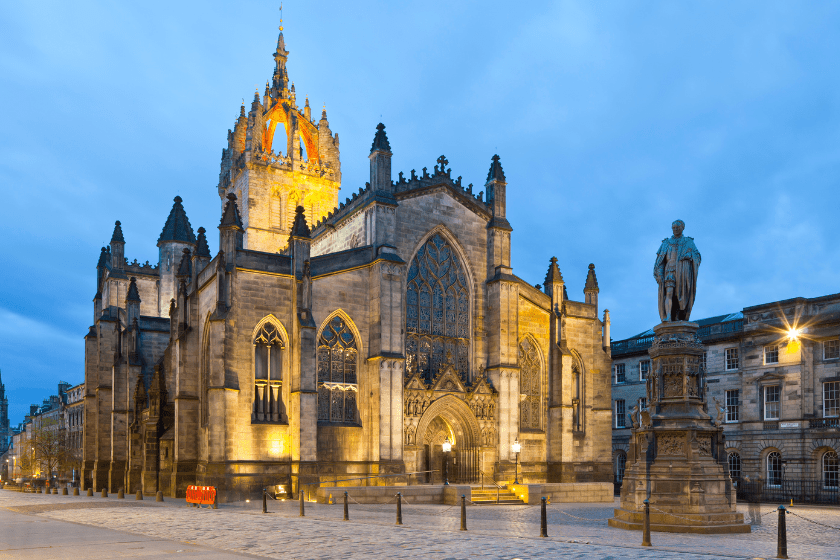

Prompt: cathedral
[{"left": 82, "top": 23, "right": 613, "bottom": 500}]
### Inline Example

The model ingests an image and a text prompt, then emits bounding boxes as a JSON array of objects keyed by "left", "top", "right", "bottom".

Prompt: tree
[{"left": 31, "top": 418, "right": 70, "bottom": 482}]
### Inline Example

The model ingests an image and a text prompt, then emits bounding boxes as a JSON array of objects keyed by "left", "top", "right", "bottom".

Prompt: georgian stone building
[
  {"left": 611, "top": 294, "right": 840, "bottom": 490},
  {"left": 82, "top": 25, "right": 613, "bottom": 500}
]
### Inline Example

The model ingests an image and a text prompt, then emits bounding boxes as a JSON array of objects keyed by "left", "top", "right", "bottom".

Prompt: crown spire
[{"left": 272, "top": 4, "right": 290, "bottom": 94}]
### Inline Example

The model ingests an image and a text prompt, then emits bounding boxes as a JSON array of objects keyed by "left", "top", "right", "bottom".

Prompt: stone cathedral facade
[{"left": 82, "top": 26, "right": 613, "bottom": 500}]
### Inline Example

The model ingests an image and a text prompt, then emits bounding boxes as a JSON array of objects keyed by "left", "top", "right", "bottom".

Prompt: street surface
[{"left": 2, "top": 489, "right": 839, "bottom": 559}]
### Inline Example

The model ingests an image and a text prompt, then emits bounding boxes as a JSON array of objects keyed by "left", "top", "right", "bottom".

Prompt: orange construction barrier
[{"left": 186, "top": 485, "right": 217, "bottom": 506}]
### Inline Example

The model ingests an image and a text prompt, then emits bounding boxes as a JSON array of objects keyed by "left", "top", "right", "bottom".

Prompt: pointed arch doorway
[{"left": 416, "top": 395, "right": 481, "bottom": 484}]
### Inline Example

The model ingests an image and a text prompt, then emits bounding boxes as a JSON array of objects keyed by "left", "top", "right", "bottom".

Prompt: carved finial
[
  {"left": 371, "top": 122, "right": 391, "bottom": 153},
  {"left": 486, "top": 154, "right": 506, "bottom": 183},
  {"left": 585, "top": 263, "right": 599, "bottom": 291}
]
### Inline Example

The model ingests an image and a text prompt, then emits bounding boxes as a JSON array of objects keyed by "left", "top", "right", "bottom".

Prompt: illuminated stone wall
[{"left": 82, "top": 26, "right": 612, "bottom": 500}]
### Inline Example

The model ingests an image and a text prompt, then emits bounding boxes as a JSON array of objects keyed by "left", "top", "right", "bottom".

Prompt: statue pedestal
[{"left": 608, "top": 321, "right": 750, "bottom": 534}]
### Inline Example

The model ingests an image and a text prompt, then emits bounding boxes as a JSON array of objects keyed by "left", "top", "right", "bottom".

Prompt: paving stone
[{"left": 3, "top": 491, "right": 838, "bottom": 559}]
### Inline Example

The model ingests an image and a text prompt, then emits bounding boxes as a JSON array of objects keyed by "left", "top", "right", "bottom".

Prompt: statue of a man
[{"left": 654, "top": 219, "right": 701, "bottom": 322}]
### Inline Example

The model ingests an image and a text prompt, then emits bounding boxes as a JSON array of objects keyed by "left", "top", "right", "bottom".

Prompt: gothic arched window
[
  {"left": 519, "top": 338, "right": 542, "bottom": 431},
  {"left": 317, "top": 316, "right": 359, "bottom": 424},
  {"left": 252, "top": 321, "right": 286, "bottom": 423},
  {"left": 406, "top": 233, "right": 470, "bottom": 382}
]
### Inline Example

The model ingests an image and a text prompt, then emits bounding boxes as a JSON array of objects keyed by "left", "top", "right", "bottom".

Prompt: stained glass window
[
  {"left": 519, "top": 339, "right": 542, "bottom": 431},
  {"left": 317, "top": 316, "right": 359, "bottom": 423},
  {"left": 405, "top": 233, "right": 470, "bottom": 382},
  {"left": 252, "top": 321, "right": 285, "bottom": 423}
]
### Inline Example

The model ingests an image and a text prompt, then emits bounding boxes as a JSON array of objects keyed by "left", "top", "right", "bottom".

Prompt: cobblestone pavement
[{"left": 2, "top": 490, "right": 839, "bottom": 559}]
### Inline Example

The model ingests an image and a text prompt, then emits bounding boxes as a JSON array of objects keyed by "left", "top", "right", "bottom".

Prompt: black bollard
[
  {"left": 396, "top": 492, "right": 403, "bottom": 525},
  {"left": 777, "top": 505, "right": 788, "bottom": 559},
  {"left": 136, "top": 490, "right": 143, "bottom": 500},
  {"left": 642, "top": 499, "right": 652, "bottom": 547},
  {"left": 460, "top": 495, "right": 467, "bottom": 531},
  {"left": 343, "top": 491, "right": 349, "bottom": 521},
  {"left": 101, "top": 488, "right": 108, "bottom": 498},
  {"left": 156, "top": 491, "right": 164, "bottom": 502},
  {"left": 540, "top": 497, "right": 548, "bottom": 537},
  {"left": 73, "top": 487, "right": 79, "bottom": 496},
  {"left": 86, "top": 488, "right": 93, "bottom": 497},
  {"left": 62, "top": 487, "right": 68, "bottom": 495},
  {"left": 299, "top": 489, "right": 305, "bottom": 517},
  {"left": 118, "top": 488, "right": 124, "bottom": 499}
]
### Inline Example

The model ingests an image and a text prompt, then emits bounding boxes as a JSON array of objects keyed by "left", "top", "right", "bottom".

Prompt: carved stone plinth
[{"left": 609, "top": 322, "right": 750, "bottom": 534}]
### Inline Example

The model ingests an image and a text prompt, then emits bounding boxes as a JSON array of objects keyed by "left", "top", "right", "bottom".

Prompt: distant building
[
  {"left": 1, "top": 381, "right": 83, "bottom": 485},
  {"left": 64, "top": 383, "right": 84, "bottom": 484},
  {"left": 0, "top": 370, "right": 10, "bottom": 454},
  {"left": 611, "top": 294, "right": 840, "bottom": 489}
]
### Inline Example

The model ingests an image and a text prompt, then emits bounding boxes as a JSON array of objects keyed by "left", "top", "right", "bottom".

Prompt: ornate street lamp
[
  {"left": 442, "top": 437, "right": 452, "bottom": 486},
  {"left": 512, "top": 438, "right": 521, "bottom": 485}
]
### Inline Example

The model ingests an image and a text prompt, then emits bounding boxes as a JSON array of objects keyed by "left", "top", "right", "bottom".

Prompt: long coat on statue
[{"left": 654, "top": 235, "right": 701, "bottom": 322}]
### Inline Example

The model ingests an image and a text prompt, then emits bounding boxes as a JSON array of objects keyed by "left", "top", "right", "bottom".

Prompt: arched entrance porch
[{"left": 414, "top": 395, "right": 481, "bottom": 484}]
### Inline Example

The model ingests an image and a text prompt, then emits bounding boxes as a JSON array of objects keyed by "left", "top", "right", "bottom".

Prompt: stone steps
[{"left": 469, "top": 487, "right": 525, "bottom": 505}]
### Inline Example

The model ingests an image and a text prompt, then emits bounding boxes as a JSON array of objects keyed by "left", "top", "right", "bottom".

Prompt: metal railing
[
  {"left": 611, "top": 319, "right": 744, "bottom": 356},
  {"left": 809, "top": 418, "right": 840, "bottom": 429},
  {"left": 611, "top": 336, "right": 655, "bottom": 356},
  {"left": 736, "top": 478, "right": 840, "bottom": 506},
  {"left": 479, "top": 470, "right": 503, "bottom": 503},
  {"left": 697, "top": 319, "right": 744, "bottom": 339}
]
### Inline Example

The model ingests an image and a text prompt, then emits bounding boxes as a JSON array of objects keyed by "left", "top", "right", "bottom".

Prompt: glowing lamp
[
  {"left": 788, "top": 328, "right": 800, "bottom": 341},
  {"left": 442, "top": 437, "right": 452, "bottom": 453},
  {"left": 512, "top": 439, "right": 521, "bottom": 454}
]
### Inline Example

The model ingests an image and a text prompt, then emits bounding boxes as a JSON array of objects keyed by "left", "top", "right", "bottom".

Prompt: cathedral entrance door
[{"left": 415, "top": 395, "right": 482, "bottom": 484}]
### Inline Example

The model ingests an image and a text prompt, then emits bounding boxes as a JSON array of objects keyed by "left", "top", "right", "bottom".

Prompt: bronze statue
[{"left": 654, "top": 220, "right": 701, "bottom": 322}]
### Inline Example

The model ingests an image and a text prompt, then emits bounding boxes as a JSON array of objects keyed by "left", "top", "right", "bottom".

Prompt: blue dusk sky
[{"left": 1, "top": 1, "right": 839, "bottom": 424}]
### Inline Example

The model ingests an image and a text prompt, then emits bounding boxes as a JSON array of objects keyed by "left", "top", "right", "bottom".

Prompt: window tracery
[
  {"left": 252, "top": 321, "right": 286, "bottom": 423},
  {"left": 406, "top": 233, "right": 470, "bottom": 382},
  {"left": 519, "top": 338, "right": 542, "bottom": 431},
  {"left": 317, "top": 315, "right": 359, "bottom": 423}
]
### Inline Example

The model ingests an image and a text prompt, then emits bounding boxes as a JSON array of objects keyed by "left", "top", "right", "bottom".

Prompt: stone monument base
[
  {"left": 609, "top": 508, "right": 750, "bottom": 534},
  {"left": 610, "top": 321, "right": 750, "bottom": 534}
]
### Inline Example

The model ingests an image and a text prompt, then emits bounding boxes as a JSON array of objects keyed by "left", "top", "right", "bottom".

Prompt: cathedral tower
[{"left": 217, "top": 19, "right": 341, "bottom": 253}]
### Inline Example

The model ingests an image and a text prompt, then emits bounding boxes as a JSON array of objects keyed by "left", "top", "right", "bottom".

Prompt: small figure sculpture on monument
[{"left": 654, "top": 219, "right": 701, "bottom": 322}]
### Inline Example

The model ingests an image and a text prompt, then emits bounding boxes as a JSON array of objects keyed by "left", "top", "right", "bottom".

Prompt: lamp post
[
  {"left": 512, "top": 438, "right": 521, "bottom": 485},
  {"left": 442, "top": 437, "right": 452, "bottom": 486}
]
